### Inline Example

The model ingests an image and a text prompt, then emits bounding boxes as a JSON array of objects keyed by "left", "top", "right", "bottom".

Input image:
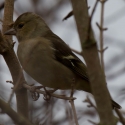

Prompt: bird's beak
[{"left": 4, "top": 28, "right": 16, "bottom": 35}]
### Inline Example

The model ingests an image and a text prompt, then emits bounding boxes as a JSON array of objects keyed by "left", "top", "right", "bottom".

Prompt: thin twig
[
  {"left": 99, "top": 0, "right": 107, "bottom": 71},
  {"left": 62, "top": 11, "right": 73, "bottom": 21},
  {"left": 115, "top": 108, "right": 125, "bottom": 125},
  {"left": 6, "top": 80, "right": 16, "bottom": 105},
  {"left": 88, "top": 120, "right": 98, "bottom": 125},
  {"left": 69, "top": 84, "right": 79, "bottom": 125},
  {"left": 84, "top": 95, "right": 97, "bottom": 111},
  {"left": 62, "top": 6, "right": 90, "bottom": 21},
  {"left": 87, "top": 0, "right": 99, "bottom": 40},
  {"left": 98, "top": 46, "right": 108, "bottom": 53},
  {"left": 69, "top": 100, "right": 79, "bottom": 125},
  {"left": 98, "top": 1, "right": 121, "bottom": 124},
  {"left": 71, "top": 48, "right": 82, "bottom": 55},
  {"left": 23, "top": 84, "right": 76, "bottom": 101},
  {"left": 96, "top": 22, "right": 108, "bottom": 31}
]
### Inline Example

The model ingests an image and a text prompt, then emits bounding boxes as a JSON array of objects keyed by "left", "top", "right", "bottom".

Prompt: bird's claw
[
  {"left": 29, "top": 85, "right": 43, "bottom": 101},
  {"left": 43, "top": 93, "right": 51, "bottom": 102},
  {"left": 31, "top": 92, "right": 40, "bottom": 101},
  {"left": 42, "top": 87, "right": 51, "bottom": 102}
]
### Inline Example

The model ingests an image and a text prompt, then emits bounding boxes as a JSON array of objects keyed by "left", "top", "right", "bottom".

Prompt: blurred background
[{"left": 0, "top": 0, "right": 125, "bottom": 125}]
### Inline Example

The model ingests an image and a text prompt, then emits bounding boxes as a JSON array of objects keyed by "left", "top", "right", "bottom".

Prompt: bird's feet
[
  {"left": 29, "top": 85, "right": 43, "bottom": 101},
  {"left": 43, "top": 87, "right": 57, "bottom": 102},
  {"left": 29, "top": 84, "right": 57, "bottom": 102}
]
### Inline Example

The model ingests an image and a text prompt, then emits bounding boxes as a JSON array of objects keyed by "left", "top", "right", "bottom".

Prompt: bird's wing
[{"left": 44, "top": 33, "right": 89, "bottom": 82}]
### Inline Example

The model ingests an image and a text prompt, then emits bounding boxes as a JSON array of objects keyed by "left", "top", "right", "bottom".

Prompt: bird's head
[{"left": 4, "top": 12, "right": 50, "bottom": 42}]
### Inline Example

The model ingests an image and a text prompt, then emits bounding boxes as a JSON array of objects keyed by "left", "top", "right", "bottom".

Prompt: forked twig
[
  {"left": 87, "top": 0, "right": 99, "bottom": 40},
  {"left": 84, "top": 95, "right": 97, "bottom": 111}
]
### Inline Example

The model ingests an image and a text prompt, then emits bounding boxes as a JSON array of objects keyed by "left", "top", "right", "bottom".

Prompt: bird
[{"left": 4, "top": 12, "right": 121, "bottom": 109}]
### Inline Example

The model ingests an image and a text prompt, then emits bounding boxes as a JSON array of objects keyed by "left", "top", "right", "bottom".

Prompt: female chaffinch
[{"left": 4, "top": 12, "right": 121, "bottom": 109}]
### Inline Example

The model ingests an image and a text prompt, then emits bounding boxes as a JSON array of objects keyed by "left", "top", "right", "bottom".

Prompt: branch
[
  {"left": 84, "top": 95, "right": 97, "bottom": 111},
  {"left": 0, "top": 0, "right": 29, "bottom": 120},
  {"left": 71, "top": 0, "right": 116, "bottom": 124},
  {"left": 98, "top": 0, "right": 107, "bottom": 71},
  {"left": 0, "top": 98, "right": 34, "bottom": 125},
  {"left": 24, "top": 83, "right": 79, "bottom": 124},
  {"left": 87, "top": 0, "right": 99, "bottom": 40},
  {"left": 23, "top": 84, "right": 76, "bottom": 101}
]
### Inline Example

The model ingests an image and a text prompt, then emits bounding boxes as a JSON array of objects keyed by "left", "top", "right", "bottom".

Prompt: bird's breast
[{"left": 17, "top": 38, "right": 77, "bottom": 89}]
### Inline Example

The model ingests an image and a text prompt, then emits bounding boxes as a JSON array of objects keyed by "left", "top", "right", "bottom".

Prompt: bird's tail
[{"left": 112, "top": 100, "right": 121, "bottom": 109}]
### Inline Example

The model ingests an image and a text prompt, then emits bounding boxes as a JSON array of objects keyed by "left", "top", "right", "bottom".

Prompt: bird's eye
[{"left": 18, "top": 23, "right": 24, "bottom": 29}]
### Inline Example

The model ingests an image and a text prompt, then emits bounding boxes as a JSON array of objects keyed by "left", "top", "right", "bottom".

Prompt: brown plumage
[{"left": 4, "top": 12, "right": 121, "bottom": 109}]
